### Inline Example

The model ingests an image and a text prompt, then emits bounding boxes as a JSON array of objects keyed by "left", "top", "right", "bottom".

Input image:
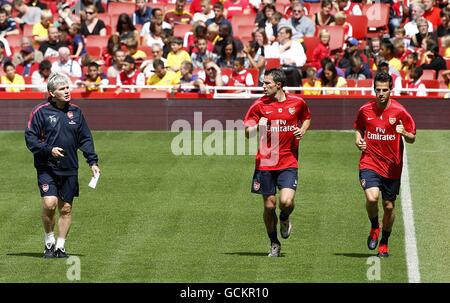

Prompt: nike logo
[
  {"left": 367, "top": 117, "right": 374, "bottom": 120},
  {"left": 266, "top": 111, "right": 273, "bottom": 114}
]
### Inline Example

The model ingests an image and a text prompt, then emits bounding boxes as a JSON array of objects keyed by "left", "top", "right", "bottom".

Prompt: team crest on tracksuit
[
  {"left": 253, "top": 180, "right": 260, "bottom": 191},
  {"left": 42, "top": 184, "right": 49, "bottom": 192}
]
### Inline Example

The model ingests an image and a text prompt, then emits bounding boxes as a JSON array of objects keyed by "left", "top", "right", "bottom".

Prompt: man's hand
[
  {"left": 356, "top": 138, "right": 366, "bottom": 151},
  {"left": 293, "top": 127, "right": 305, "bottom": 139},
  {"left": 258, "top": 117, "right": 268, "bottom": 128},
  {"left": 90, "top": 164, "right": 100, "bottom": 177},
  {"left": 52, "top": 147, "right": 65, "bottom": 157},
  {"left": 396, "top": 120, "right": 405, "bottom": 135}
]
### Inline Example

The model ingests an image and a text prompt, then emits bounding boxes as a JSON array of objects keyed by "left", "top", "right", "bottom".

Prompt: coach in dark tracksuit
[{"left": 25, "top": 72, "right": 100, "bottom": 258}]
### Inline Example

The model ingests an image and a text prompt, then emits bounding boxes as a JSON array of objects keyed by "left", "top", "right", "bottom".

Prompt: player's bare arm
[
  {"left": 245, "top": 117, "right": 268, "bottom": 138},
  {"left": 396, "top": 120, "right": 416, "bottom": 144},
  {"left": 355, "top": 130, "right": 366, "bottom": 151},
  {"left": 293, "top": 119, "right": 311, "bottom": 139}
]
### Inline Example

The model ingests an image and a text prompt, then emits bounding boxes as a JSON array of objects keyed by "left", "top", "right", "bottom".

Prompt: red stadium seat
[
  {"left": 247, "top": 68, "right": 259, "bottom": 85},
  {"left": 108, "top": 2, "right": 136, "bottom": 15},
  {"left": 422, "top": 79, "right": 439, "bottom": 96},
  {"left": 438, "top": 80, "right": 448, "bottom": 97},
  {"left": 438, "top": 70, "right": 446, "bottom": 81},
  {"left": 421, "top": 69, "right": 436, "bottom": 80},
  {"left": 173, "top": 23, "right": 192, "bottom": 38},
  {"left": 86, "top": 46, "right": 103, "bottom": 58},
  {"left": 303, "top": 36, "right": 321, "bottom": 63},
  {"left": 97, "top": 14, "right": 111, "bottom": 26},
  {"left": 237, "top": 24, "right": 255, "bottom": 38},
  {"left": 316, "top": 26, "right": 345, "bottom": 51},
  {"left": 239, "top": 36, "right": 252, "bottom": 47},
  {"left": 346, "top": 79, "right": 357, "bottom": 95},
  {"left": 231, "top": 14, "right": 256, "bottom": 34},
  {"left": 357, "top": 79, "right": 374, "bottom": 96},
  {"left": 362, "top": 4, "right": 390, "bottom": 37},
  {"left": 265, "top": 58, "right": 281, "bottom": 70},
  {"left": 346, "top": 15, "right": 368, "bottom": 40},
  {"left": 85, "top": 35, "right": 109, "bottom": 48},
  {"left": 305, "top": 3, "right": 321, "bottom": 16},
  {"left": 23, "top": 24, "right": 34, "bottom": 37},
  {"left": 445, "top": 58, "right": 450, "bottom": 70}
]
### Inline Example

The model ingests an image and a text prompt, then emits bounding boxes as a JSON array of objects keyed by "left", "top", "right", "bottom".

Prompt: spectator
[
  {"left": 338, "top": 37, "right": 367, "bottom": 69},
  {"left": 345, "top": 56, "right": 372, "bottom": 80},
  {"left": 275, "top": 26, "right": 306, "bottom": 87},
  {"left": 107, "top": 49, "right": 126, "bottom": 78},
  {"left": 213, "top": 22, "right": 242, "bottom": 55},
  {"left": 125, "top": 38, "right": 147, "bottom": 60},
  {"left": 31, "top": 58, "right": 51, "bottom": 91},
  {"left": 423, "top": 0, "right": 441, "bottom": 29},
  {"left": 102, "top": 34, "right": 121, "bottom": 67},
  {"left": 164, "top": 0, "right": 193, "bottom": 27},
  {"left": 197, "top": 58, "right": 229, "bottom": 92},
  {"left": 243, "top": 40, "right": 265, "bottom": 86},
  {"left": 267, "top": 11, "right": 282, "bottom": 43},
  {"left": 205, "top": 2, "right": 232, "bottom": 30},
  {"left": 146, "top": 58, "right": 180, "bottom": 86},
  {"left": 392, "top": 27, "right": 410, "bottom": 48},
  {"left": 317, "top": 57, "right": 345, "bottom": 79},
  {"left": 56, "top": 5, "right": 80, "bottom": 36},
  {"left": 80, "top": 4, "right": 106, "bottom": 36},
  {"left": 68, "top": 22, "right": 87, "bottom": 59},
  {"left": 32, "top": 9, "right": 52, "bottom": 43},
  {"left": 143, "top": 20, "right": 164, "bottom": 48},
  {"left": 51, "top": 46, "right": 82, "bottom": 78},
  {"left": 116, "top": 54, "right": 145, "bottom": 93},
  {"left": 404, "top": 2, "right": 433, "bottom": 38},
  {"left": 1, "top": 61, "right": 25, "bottom": 92},
  {"left": 0, "top": 41, "right": 11, "bottom": 69},
  {"left": 176, "top": 60, "right": 200, "bottom": 92},
  {"left": 167, "top": 36, "right": 191, "bottom": 72},
  {"left": 28, "top": 0, "right": 48, "bottom": 11},
  {"left": 12, "top": 0, "right": 41, "bottom": 27},
  {"left": 420, "top": 40, "right": 446, "bottom": 77},
  {"left": 377, "top": 59, "right": 403, "bottom": 96},
  {"left": 133, "top": 0, "right": 152, "bottom": 26},
  {"left": 206, "top": 22, "right": 219, "bottom": 45},
  {"left": 401, "top": 52, "right": 418, "bottom": 81},
  {"left": 228, "top": 56, "right": 254, "bottom": 88},
  {"left": 191, "top": 37, "right": 218, "bottom": 68},
  {"left": 256, "top": 3, "right": 276, "bottom": 39},
  {"left": 311, "top": 28, "right": 331, "bottom": 69},
  {"left": 161, "top": 27, "right": 174, "bottom": 58},
  {"left": 223, "top": 0, "right": 251, "bottom": 20},
  {"left": 279, "top": 2, "right": 315, "bottom": 41},
  {"left": 75, "top": 61, "right": 109, "bottom": 92},
  {"left": 74, "top": 0, "right": 104, "bottom": 19},
  {"left": 15, "top": 45, "right": 40, "bottom": 77},
  {"left": 436, "top": 8, "right": 450, "bottom": 37},
  {"left": 393, "top": 37, "right": 413, "bottom": 64},
  {"left": 140, "top": 43, "right": 167, "bottom": 77},
  {"left": 410, "top": 17, "right": 437, "bottom": 48},
  {"left": 217, "top": 38, "right": 238, "bottom": 68},
  {"left": 336, "top": 0, "right": 361, "bottom": 16},
  {"left": 320, "top": 62, "right": 347, "bottom": 95},
  {"left": 193, "top": 0, "right": 215, "bottom": 23},
  {"left": 186, "top": 22, "right": 213, "bottom": 54},
  {"left": 379, "top": 39, "right": 402, "bottom": 74},
  {"left": 334, "top": 11, "right": 351, "bottom": 42},
  {"left": 441, "top": 35, "right": 450, "bottom": 58},
  {"left": 366, "top": 36, "right": 381, "bottom": 64},
  {"left": 303, "top": 66, "right": 322, "bottom": 95},
  {"left": 313, "top": 0, "right": 335, "bottom": 26},
  {"left": 0, "top": 7, "right": 19, "bottom": 37},
  {"left": 12, "top": 36, "right": 43, "bottom": 66},
  {"left": 39, "top": 26, "right": 68, "bottom": 58},
  {"left": 115, "top": 13, "right": 140, "bottom": 45},
  {"left": 405, "top": 66, "right": 427, "bottom": 96}
]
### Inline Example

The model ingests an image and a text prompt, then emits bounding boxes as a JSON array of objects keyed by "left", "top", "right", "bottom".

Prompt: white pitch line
[{"left": 401, "top": 144, "right": 421, "bottom": 283}]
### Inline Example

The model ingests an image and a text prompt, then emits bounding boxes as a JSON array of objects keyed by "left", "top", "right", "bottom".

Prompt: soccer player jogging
[
  {"left": 244, "top": 69, "right": 311, "bottom": 257},
  {"left": 354, "top": 72, "right": 416, "bottom": 258},
  {"left": 25, "top": 72, "right": 100, "bottom": 258}
]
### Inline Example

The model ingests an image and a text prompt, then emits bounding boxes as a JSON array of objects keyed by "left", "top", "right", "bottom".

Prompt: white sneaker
[
  {"left": 268, "top": 242, "right": 281, "bottom": 257},
  {"left": 280, "top": 219, "right": 292, "bottom": 239}
]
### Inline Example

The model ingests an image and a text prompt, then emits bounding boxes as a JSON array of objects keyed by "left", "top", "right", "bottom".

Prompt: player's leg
[
  {"left": 263, "top": 195, "right": 280, "bottom": 250},
  {"left": 38, "top": 171, "right": 58, "bottom": 258},
  {"left": 377, "top": 178, "right": 400, "bottom": 257},
  {"left": 54, "top": 175, "right": 78, "bottom": 258},
  {"left": 360, "top": 169, "right": 382, "bottom": 250},
  {"left": 277, "top": 169, "right": 298, "bottom": 239}
]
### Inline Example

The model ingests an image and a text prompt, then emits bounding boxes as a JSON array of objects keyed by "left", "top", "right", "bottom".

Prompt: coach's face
[
  {"left": 263, "top": 75, "right": 279, "bottom": 97},
  {"left": 51, "top": 83, "right": 71, "bottom": 103},
  {"left": 374, "top": 81, "right": 391, "bottom": 105}
]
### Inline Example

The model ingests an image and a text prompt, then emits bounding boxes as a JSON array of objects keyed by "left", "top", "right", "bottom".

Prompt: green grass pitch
[{"left": 0, "top": 130, "right": 448, "bottom": 282}]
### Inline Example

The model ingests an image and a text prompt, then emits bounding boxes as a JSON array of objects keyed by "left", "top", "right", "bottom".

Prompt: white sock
[
  {"left": 55, "top": 238, "right": 65, "bottom": 250},
  {"left": 45, "top": 232, "right": 55, "bottom": 246}
]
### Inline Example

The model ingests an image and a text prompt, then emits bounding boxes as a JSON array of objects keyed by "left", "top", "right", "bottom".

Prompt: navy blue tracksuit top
[{"left": 25, "top": 99, "right": 98, "bottom": 176}]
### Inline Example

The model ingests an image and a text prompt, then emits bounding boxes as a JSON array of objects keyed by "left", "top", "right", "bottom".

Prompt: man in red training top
[
  {"left": 354, "top": 71, "right": 416, "bottom": 258},
  {"left": 244, "top": 68, "right": 311, "bottom": 257}
]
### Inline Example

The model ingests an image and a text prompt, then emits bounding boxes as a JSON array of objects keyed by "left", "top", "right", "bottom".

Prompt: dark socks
[
  {"left": 279, "top": 211, "right": 289, "bottom": 222},
  {"left": 268, "top": 232, "right": 280, "bottom": 245},
  {"left": 380, "top": 230, "right": 391, "bottom": 245},
  {"left": 369, "top": 216, "right": 379, "bottom": 229}
]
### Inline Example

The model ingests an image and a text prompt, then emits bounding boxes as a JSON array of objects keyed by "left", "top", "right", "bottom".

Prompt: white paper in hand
[{"left": 88, "top": 172, "right": 100, "bottom": 189}]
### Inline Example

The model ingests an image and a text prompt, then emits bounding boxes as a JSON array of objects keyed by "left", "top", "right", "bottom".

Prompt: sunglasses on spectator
[
  {"left": 206, "top": 67, "right": 215, "bottom": 71},
  {"left": 86, "top": 11, "right": 95, "bottom": 15},
  {"left": 293, "top": 10, "right": 302, "bottom": 12}
]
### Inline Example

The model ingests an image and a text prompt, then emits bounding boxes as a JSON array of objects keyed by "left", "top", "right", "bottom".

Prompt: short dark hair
[
  {"left": 373, "top": 71, "right": 393, "bottom": 90},
  {"left": 265, "top": 68, "right": 287, "bottom": 87},
  {"left": 3, "top": 61, "right": 14, "bottom": 72},
  {"left": 213, "top": 2, "right": 223, "bottom": 10},
  {"left": 153, "top": 58, "right": 165, "bottom": 69},
  {"left": 88, "top": 62, "right": 99, "bottom": 69},
  {"left": 123, "top": 55, "right": 135, "bottom": 65},
  {"left": 39, "top": 59, "right": 52, "bottom": 71}
]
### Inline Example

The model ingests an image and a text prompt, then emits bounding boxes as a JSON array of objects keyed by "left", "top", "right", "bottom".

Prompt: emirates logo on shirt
[{"left": 389, "top": 117, "right": 396, "bottom": 125}]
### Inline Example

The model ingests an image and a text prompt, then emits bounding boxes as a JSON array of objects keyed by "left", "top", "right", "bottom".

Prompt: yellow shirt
[
  {"left": 303, "top": 80, "right": 322, "bottom": 95},
  {"left": 445, "top": 47, "right": 450, "bottom": 58},
  {"left": 166, "top": 50, "right": 191, "bottom": 70},
  {"left": 1, "top": 74, "right": 25, "bottom": 92},
  {"left": 146, "top": 70, "right": 180, "bottom": 86},
  {"left": 322, "top": 77, "right": 347, "bottom": 95},
  {"left": 32, "top": 22, "right": 48, "bottom": 39},
  {"left": 389, "top": 57, "right": 402, "bottom": 73},
  {"left": 132, "top": 50, "right": 147, "bottom": 60}
]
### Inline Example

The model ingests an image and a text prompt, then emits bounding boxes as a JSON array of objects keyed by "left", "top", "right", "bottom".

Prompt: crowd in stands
[{"left": 0, "top": 0, "right": 449, "bottom": 97}]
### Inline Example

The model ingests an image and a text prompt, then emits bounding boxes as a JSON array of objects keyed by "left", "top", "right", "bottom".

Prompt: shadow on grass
[
  {"left": 334, "top": 253, "right": 375, "bottom": 258},
  {"left": 6, "top": 252, "right": 85, "bottom": 258},
  {"left": 224, "top": 252, "right": 286, "bottom": 257}
]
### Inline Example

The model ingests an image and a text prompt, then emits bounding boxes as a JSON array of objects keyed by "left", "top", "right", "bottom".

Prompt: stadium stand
[
  {"left": 362, "top": 3, "right": 390, "bottom": 37},
  {"left": 346, "top": 15, "right": 368, "bottom": 41}
]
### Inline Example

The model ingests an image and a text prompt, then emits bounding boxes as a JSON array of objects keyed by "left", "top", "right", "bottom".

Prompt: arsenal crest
[
  {"left": 389, "top": 117, "right": 396, "bottom": 125},
  {"left": 67, "top": 111, "right": 74, "bottom": 120},
  {"left": 253, "top": 180, "right": 260, "bottom": 191},
  {"left": 48, "top": 115, "right": 57, "bottom": 127},
  {"left": 288, "top": 107, "right": 296, "bottom": 115},
  {"left": 42, "top": 184, "right": 49, "bottom": 192}
]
